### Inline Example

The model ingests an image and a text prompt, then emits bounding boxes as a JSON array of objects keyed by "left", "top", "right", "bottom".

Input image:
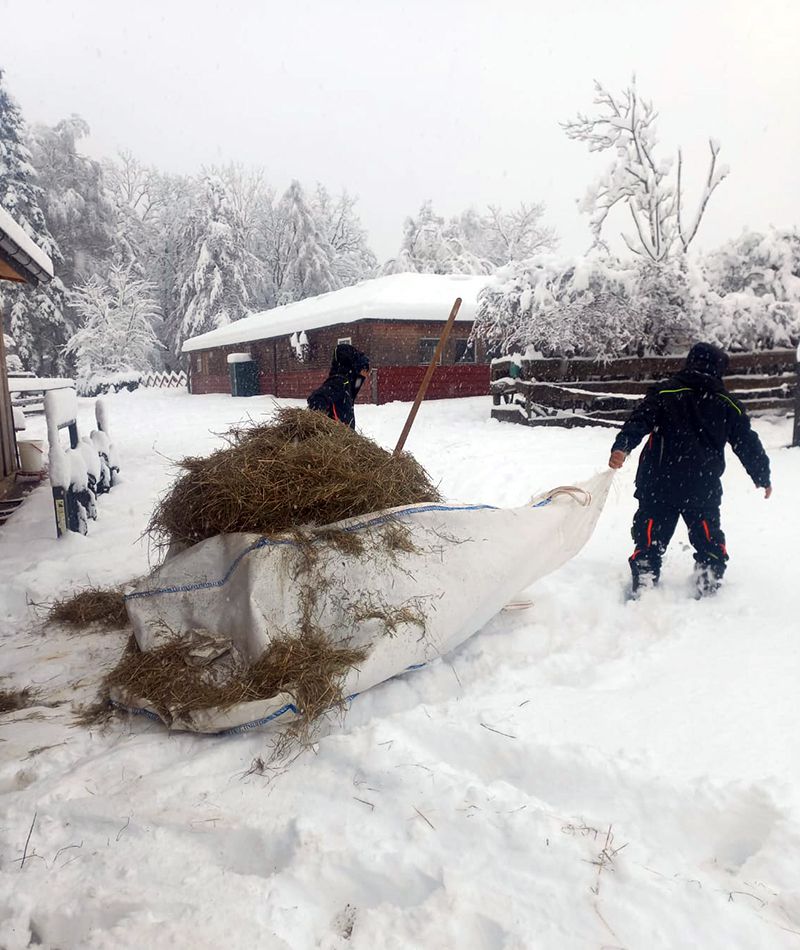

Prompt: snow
[
  {"left": 43, "top": 387, "right": 78, "bottom": 431},
  {"left": 182, "top": 273, "right": 488, "bottom": 353},
  {"left": 1, "top": 389, "right": 799, "bottom": 948},
  {"left": 6, "top": 377, "right": 74, "bottom": 394},
  {"left": 0, "top": 203, "right": 55, "bottom": 280},
  {"left": 95, "top": 397, "right": 110, "bottom": 435},
  {"left": 226, "top": 352, "right": 253, "bottom": 364}
]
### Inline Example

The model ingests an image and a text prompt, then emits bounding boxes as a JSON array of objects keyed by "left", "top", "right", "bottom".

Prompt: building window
[
  {"left": 193, "top": 353, "right": 202, "bottom": 374},
  {"left": 454, "top": 339, "right": 475, "bottom": 364},
  {"left": 337, "top": 336, "right": 352, "bottom": 345},
  {"left": 419, "top": 338, "right": 440, "bottom": 365}
]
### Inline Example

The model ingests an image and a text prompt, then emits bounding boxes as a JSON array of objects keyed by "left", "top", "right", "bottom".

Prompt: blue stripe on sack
[
  {"left": 110, "top": 698, "right": 301, "bottom": 736},
  {"left": 125, "top": 502, "right": 498, "bottom": 603},
  {"left": 109, "top": 700, "right": 165, "bottom": 723},
  {"left": 214, "top": 703, "right": 299, "bottom": 735}
]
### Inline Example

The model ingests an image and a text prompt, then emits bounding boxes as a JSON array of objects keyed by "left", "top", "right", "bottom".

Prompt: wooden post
[{"left": 393, "top": 298, "right": 461, "bottom": 455}]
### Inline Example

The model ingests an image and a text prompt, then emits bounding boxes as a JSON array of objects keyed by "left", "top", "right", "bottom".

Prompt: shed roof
[
  {"left": 182, "top": 273, "right": 488, "bottom": 353},
  {"left": 0, "top": 205, "right": 54, "bottom": 285}
]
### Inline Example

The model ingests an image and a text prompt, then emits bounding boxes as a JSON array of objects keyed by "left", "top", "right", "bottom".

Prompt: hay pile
[
  {"left": 105, "top": 629, "right": 367, "bottom": 728},
  {"left": 49, "top": 587, "right": 129, "bottom": 629},
  {"left": 0, "top": 686, "right": 35, "bottom": 714},
  {"left": 148, "top": 407, "right": 441, "bottom": 548}
]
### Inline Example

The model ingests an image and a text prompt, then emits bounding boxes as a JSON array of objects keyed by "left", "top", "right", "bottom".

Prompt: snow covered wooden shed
[
  {"left": 182, "top": 273, "right": 491, "bottom": 403},
  {"left": 0, "top": 204, "right": 54, "bottom": 482}
]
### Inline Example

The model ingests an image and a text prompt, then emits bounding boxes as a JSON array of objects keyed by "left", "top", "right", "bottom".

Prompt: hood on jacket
[
  {"left": 684, "top": 342, "right": 729, "bottom": 379},
  {"left": 329, "top": 343, "right": 370, "bottom": 399}
]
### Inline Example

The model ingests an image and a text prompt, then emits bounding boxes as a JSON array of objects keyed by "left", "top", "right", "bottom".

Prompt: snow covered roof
[
  {"left": 0, "top": 204, "right": 54, "bottom": 285},
  {"left": 182, "top": 273, "right": 488, "bottom": 353}
]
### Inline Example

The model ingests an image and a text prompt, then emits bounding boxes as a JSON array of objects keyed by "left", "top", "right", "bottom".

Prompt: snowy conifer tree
[
  {"left": 176, "top": 173, "right": 252, "bottom": 350},
  {"left": 65, "top": 264, "right": 162, "bottom": 392},
  {"left": 0, "top": 69, "right": 70, "bottom": 374},
  {"left": 28, "top": 116, "right": 116, "bottom": 286},
  {"left": 279, "top": 180, "right": 340, "bottom": 300}
]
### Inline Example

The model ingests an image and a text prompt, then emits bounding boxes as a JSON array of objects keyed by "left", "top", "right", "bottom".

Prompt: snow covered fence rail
[
  {"left": 141, "top": 370, "right": 187, "bottom": 390},
  {"left": 8, "top": 374, "right": 74, "bottom": 416},
  {"left": 491, "top": 349, "right": 798, "bottom": 429},
  {"left": 45, "top": 391, "right": 119, "bottom": 537}
]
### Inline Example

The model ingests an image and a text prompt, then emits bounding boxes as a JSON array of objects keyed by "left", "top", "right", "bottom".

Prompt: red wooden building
[
  {"left": 182, "top": 273, "right": 491, "bottom": 403},
  {"left": 0, "top": 205, "right": 54, "bottom": 486}
]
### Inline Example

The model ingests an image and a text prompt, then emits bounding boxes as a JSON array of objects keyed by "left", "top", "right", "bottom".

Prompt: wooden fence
[
  {"left": 491, "top": 349, "right": 798, "bottom": 430},
  {"left": 141, "top": 370, "right": 187, "bottom": 389}
]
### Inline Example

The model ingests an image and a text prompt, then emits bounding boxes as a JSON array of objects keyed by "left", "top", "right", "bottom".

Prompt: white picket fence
[{"left": 141, "top": 371, "right": 188, "bottom": 389}]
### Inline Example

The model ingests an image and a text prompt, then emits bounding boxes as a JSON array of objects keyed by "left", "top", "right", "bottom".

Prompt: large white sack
[{"left": 121, "top": 470, "right": 613, "bottom": 733}]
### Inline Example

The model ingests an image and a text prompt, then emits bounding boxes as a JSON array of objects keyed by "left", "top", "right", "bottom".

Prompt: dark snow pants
[{"left": 628, "top": 503, "right": 728, "bottom": 585}]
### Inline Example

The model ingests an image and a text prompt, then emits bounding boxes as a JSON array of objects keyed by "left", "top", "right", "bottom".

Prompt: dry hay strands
[
  {"left": 310, "top": 527, "right": 366, "bottom": 557},
  {"left": 48, "top": 587, "right": 129, "bottom": 630},
  {"left": 148, "top": 406, "right": 441, "bottom": 549},
  {"left": 103, "top": 629, "right": 368, "bottom": 729},
  {"left": 381, "top": 519, "right": 419, "bottom": 556},
  {"left": 352, "top": 599, "right": 427, "bottom": 638},
  {"left": 0, "top": 686, "right": 37, "bottom": 715}
]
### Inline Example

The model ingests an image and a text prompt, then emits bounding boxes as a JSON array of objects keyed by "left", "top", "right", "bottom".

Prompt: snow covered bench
[{"left": 44, "top": 389, "right": 119, "bottom": 537}]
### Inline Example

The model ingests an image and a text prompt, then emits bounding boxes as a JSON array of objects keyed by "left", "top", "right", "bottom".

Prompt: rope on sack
[{"left": 546, "top": 485, "right": 593, "bottom": 507}]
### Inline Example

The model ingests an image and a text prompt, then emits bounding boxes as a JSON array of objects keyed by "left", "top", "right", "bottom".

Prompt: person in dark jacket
[
  {"left": 608, "top": 342, "right": 772, "bottom": 596},
  {"left": 307, "top": 343, "right": 370, "bottom": 429}
]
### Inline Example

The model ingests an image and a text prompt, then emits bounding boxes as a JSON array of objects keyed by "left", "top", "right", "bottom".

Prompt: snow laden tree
[
  {"left": 176, "top": 173, "right": 253, "bottom": 351},
  {"left": 455, "top": 203, "right": 557, "bottom": 267},
  {"left": 105, "top": 154, "right": 199, "bottom": 363},
  {"left": 65, "top": 264, "right": 162, "bottom": 393},
  {"left": 383, "top": 201, "right": 488, "bottom": 275},
  {"left": 278, "top": 180, "right": 340, "bottom": 301},
  {"left": 28, "top": 115, "right": 116, "bottom": 286},
  {"left": 699, "top": 228, "right": 800, "bottom": 351},
  {"left": 475, "top": 256, "right": 638, "bottom": 358},
  {"left": 383, "top": 200, "right": 557, "bottom": 274},
  {"left": 312, "top": 185, "right": 377, "bottom": 286},
  {"left": 562, "top": 79, "right": 728, "bottom": 261},
  {"left": 0, "top": 68, "right": 70, "bottom": 374},
  {"left": 474, "top": 254, "right": 701, "bottom": 360}
]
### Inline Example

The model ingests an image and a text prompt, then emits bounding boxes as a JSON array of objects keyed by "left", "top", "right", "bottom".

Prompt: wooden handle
[{"left": 393, "top": 297, "right": 462, "bottom": 455}]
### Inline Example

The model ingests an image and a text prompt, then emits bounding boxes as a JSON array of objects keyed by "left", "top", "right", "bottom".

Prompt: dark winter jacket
[
  {"left": 307, "top": 343, "right": 370, "bottom": 429},
  {"left": 611, "top": 343, "right": 771, "bottom": 508}
]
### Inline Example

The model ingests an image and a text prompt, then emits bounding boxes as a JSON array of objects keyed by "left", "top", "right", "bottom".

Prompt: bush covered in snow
[
  {"left": 699, "top": 228, "right": 800, "bottom": 351},
  {"left": 474, "top": 229, "right": 800, "bottom": 360},
  {"left": 475, "top": 255, "right": 701, "bottom": 360},
  {"left": 76, "top": 370, "right": 142, "bottom": 397}
]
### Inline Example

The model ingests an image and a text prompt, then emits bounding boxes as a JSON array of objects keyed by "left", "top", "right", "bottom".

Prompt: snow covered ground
[{"left": 1, "top": 389, "right": 799, "bottom": 949}]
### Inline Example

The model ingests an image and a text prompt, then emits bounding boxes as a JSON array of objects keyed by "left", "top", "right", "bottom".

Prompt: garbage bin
[{"left": 228, "top": 354, "right": 259, "bottom": 397}]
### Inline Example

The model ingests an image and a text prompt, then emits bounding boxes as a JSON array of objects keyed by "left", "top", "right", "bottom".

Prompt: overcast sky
[{"left": 2, "top": 0, "right": 798, "bottom": 260}]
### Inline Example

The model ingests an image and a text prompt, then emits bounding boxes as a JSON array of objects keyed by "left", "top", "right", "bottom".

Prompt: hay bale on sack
[{"left": 148, "top": 407, "right": 441, "bottom": 548}]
